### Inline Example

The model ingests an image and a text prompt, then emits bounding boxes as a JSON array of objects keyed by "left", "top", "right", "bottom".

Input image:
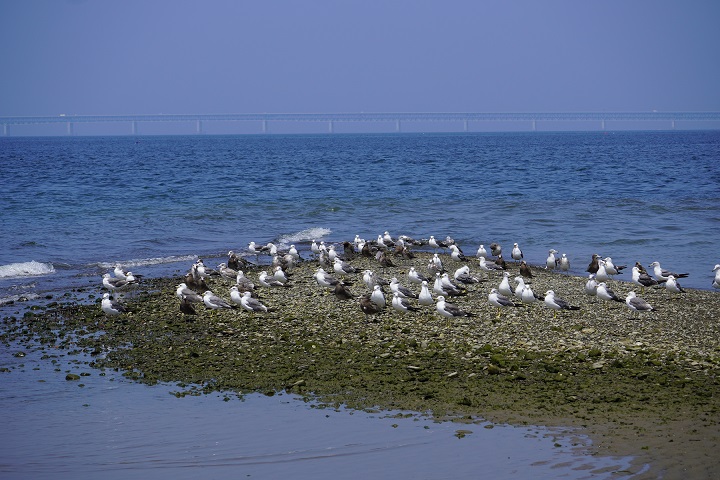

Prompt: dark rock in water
[
  {"left": 13, "top": 352, "right": 26, "bottom": 358},
  {"left": 65, "top": 374, "right": 81, "bottom": 381}
]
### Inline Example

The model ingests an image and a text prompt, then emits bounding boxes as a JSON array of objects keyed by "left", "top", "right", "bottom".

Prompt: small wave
[
  {"left": 96, "top": 254, "right": 198, "bottom": 270},
  {"left": 276, "top": 227, "right": 332, "bottom": 247},
  {"left": 0, "top": 261, "right": 55, "bottom": 279},
  {"left": 0, "top": 293, "right": 41, "bottom": 306}
]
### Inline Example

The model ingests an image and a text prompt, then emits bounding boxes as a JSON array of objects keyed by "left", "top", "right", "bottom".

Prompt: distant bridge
[{"left": 2, "top": 111, "right": 720, "bottom": 136}]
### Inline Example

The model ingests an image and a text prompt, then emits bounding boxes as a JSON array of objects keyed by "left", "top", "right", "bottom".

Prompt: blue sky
[{"left": 1, "top": 0, "right": 719, "bottom": 117}]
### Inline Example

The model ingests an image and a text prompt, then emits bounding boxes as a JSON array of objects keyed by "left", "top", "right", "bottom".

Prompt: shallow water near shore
[{"left": 0, "top": 346, "right": 637, "bottom": 479}]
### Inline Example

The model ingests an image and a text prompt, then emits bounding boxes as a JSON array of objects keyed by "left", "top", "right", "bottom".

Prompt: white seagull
[
  {"left": 202, "top": 290, "right": 235, "bottom": 310},
  {"left": 559, "top": 254, "right": 570, "bottom": 272},
  {"left": 418, "top": 281, "right": 434, "bottom": 306},
  {"left": 454, "top": 265, "right": 481, "bottom": 285},
  {"left": 546, "top": 249, "right": 558, "bottom": 270},
  {"left": 498, "top": 272, "right": 513, "bottom": 297},
  {"left": 370, "top": 284, "right": 386, "bottom": 309},
  {"left": 392, "top": 291, "right": 420, "bottom": 313},
  {"left": 625, "top": 291, "right": 655, "bottom": 313},
  {"left": 511, "top": 243, "right": 523, "bottom": 262},
  {"left": 436, "top": 295, "right": 474, "bottom": 321},
  {"left": 408, "top": 266, "right": 430, "bottom": 284},
  {"left": 584, "top": 274, "right": 599, "bottom": 300},
  {"left": 488, "top": 288, "right": 520, "bottom": 318},
  {"left": 314, "top": 268, "right": 341, "bottom": 288},
  {"left": 665, "top": 275, "right": 685, "bottom": 293},
  {"left": 648, "top": 261, "right": 689, "bottom": 282},
  {"left": 101, "top": 293, "right": 128, "bottom": 315},
  {"left": 333, "top": 257, "right": 357, "bottom": 276},
  {"left": 596, "top": 282, "right": 623, "bottom": 302},
  {"left": 239, "top": 290, "right": 269, "bottom": 313},
  {"left": 390, "top": 277, "right": 417, "bottom": 299},
  {"left": 713, "top": 264, "right": 720, "bottom": 289},
  {"left": 176, "top": 283, "right": 203, "bottom": 303},
  {"left": 476, "top": 244, "right": 488, "bottom": 259},
  {"left": 543, "top": 290, "right": 580, "bottom": 318}
]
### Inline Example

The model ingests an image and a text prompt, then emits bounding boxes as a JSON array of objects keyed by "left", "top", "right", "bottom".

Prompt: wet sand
[{"left": 4, "top": 250, "right": 719, "bottom": 478}]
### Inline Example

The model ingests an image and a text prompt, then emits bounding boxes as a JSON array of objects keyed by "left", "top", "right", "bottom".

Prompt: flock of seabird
[{"left": 98, "top": 232, "right": 719, "bottom": 321}]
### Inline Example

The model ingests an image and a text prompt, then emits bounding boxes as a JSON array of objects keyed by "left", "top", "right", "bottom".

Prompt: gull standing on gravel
[
  {"left": 476, "top": 244, "right": 488, "bottom": 259},
  {"left": 511, "top": 243, "right": 523, "bottom": 263},
  {"left": 333, "top": 257, "right": 357, "bottom": 276},
  {"left": 203, "top": 290, "right": 235, "bottom": 310},
  {"left": 559, "top": 254, "right": 570, "bottom": 272},
  {"left": 478, "top": 256, "right": 503, "bottom": 272},
  {"left": 490, "top": 243, "right": 502, "bottom": 257},
  {"left": 239, "top": 290, "right": 269, "bottom": 313},
  {"left": 543, "top": 290, "right": 580, "bottom": 318},
  {"left": 454, "top": 265, "right": 481, "bottom": 285},
  {"left": 596, "top": 282, "right": 623, "bottom": 302},
  {"left": 370, "top": 284, "right": 386, "bottom": 309},
  {"left": 546, "top": 249, "right": 558, "bottom": 270},
  {"left": 631, "top": 266, "right": 659, "bottom": 291},
  {"left": 408, "top": 266, "right": 429, "bottom": 285},
  {"left": 713, "top": 264, "right": 720, "bottom": 289},
  {"left": 521, "top": 284, "right": 543, "bottom": 304},
  {"left": 390, "top": 277, "right": 418, "bottom": 299},
  {"left": 392, "top": 291, "right": 420, "bottom": 313},
  {"left": 519, "top": 261, "right": 533, "bottom": 279},
  {"left": 314, "top": 268, "right": 341, "bottom": 288},
  {"left": 584, "top": 274, "right": 599, "bottom": 300},
  {"left": 418, "top": 281, "right": 434, "bottom": 306},
  {"left": 625, "top": 291, "right": 655, "bottom": 313},
  {"left": 488, "top": 288, "right": 520, "bottom": 318},
  {"left": 436, "top": 295, "right": 474, "bottom": 321},
  {"left": 514, "top": 276, "right": 528, "bottom": 299},
  {"left": 649, "top": 261, "right": 689, "bottom": 282},
  {"left": 595, "top": 260, "right": 611, "bottom": 283},
  {"left": 102, "top": 293, "right": 129, "bottom": 315},
  {"left": 498, "top": 272, "right": 513, "bottom": 297},
  {"left": 259, "top": 271, "right": 287, "bottom": 288},
  {"left": 176, "top": 283, "right": 203, "bottom": 303},
  {"left": 449, "top": 244, "right": 466, "bottom": 262},
  {"left": 665, "top": 275, "right": 686, "bottom": 293}
]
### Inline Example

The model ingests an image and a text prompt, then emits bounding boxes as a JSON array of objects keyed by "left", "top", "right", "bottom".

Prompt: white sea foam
[
  {"left": 97, "top": 254, "right": 198, "bottom": 270},
  {"left": 0, "top": 293, "right": 40, "bottom": 306},
  {"left": 276, "top": 227, "right": 332, "bottom": 248},
  {"left": 0, "top": 261, "right": 56, "bottom": 279}
]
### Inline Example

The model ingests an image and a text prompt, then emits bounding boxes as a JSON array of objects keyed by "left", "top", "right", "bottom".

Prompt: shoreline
[{"left": 3, "top": 250, "right": 719, "bottom": 478}]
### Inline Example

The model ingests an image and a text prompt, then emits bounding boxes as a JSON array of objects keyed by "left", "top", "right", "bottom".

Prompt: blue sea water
[
  {"left": 1, "top": 131, "right": 718, "bottom": 303},
  {"left": 0, "top": 131, "right": 718, "bottom": 478}
]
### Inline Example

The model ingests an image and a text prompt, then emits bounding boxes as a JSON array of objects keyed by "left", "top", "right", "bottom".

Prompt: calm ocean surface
[{"left": 1, "top": 131, "right": 718, "bottom": 478}]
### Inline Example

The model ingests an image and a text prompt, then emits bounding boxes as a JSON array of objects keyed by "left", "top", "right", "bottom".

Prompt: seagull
[
  {"left": 603, "top": 257, "right": 624, "bottom": 276},
  {"left": 227, "top": 251, "right": 247, "bottom": 271},
  {"left": 649, "top": 261, "right": 689, "bottom": 282},
  {"left": 235, "top": 271, "right": 256, "bottom": 292},
  {"left": 488, "top": 288, "right": 520, "bottom": 318},
  {"left": 314, "top": 268, "right": 342, "bottom": 288},
  {"left": 625, "top": 291, "right": 655, "bottom": 313},
  {"left": 102, "top": 273, "right": 134, "bottom": 293},
  {"left": 478, "top": 257, "right": 503, "bottom": 272},
  {"left": 441, "top": 273, "right": 463, "bottom": 292},
  {"left": 333, "top": 281, "right": 355, "bottom": 300},
  {"left": 392, "top": 291, "right": 420, "bottom": 313},
  {"left": 498, "top": 272, "right": 513, "bottom": 297},
  {"left": 586, "top": 254, "right": 601, "bottom": 274},
  {"left": 665, "top": 275, "right": 686, "bottom": 293},
  {"left": 408, "top": 266, "right": 430, "bottom": 284},
  {"left": 595, "top": 260, "right": 611, "bottom": 283},
  {"left": 238, "top": 290, "right": 269, "bottom": 313},
  {"left": 203, "top": 290, "right": 235, "bottom": 310},
  {"left": 546, "top": 249, "right": 558, "bottom": 270},
  {"left": 179, "top": 295, "right": 197, "bottom": 315},
  {"left": 511, "top": 243, "right": 523, "bottom": 263},
  {"left": 418, "top": 281, "right": 434, "bottom": 306},
  {"left": 514, "top": 276, "right": 528, "bottom": 299},
  {"left": 596, "top": 282, "right": 623, "bottom": 302},
  {"left": 390, "top": 277, "right": 418, "bottom": 299},
  {"left": 543, "top": 290, "right": 579, "bottom": 317},
  {"left": 113, "top": 265, "right": 129, "bottom": 280},
  {"left": 432, "top": 253, "right": 445, "bottom": 274},
  {"left": 376, "top": 251, "right": 396, "bottom": 269},
  {"left": 453, "top": 265, "right": 481, "bottom": 285},
  {"left": 713, "top": 264, "right": 720, "bottom": 289},
  {"left": 631, "top": 266, "right": 659, "bottom": 291},
  {"left": 428, "top": 235, "right": 447, "bottom": 252},
  {"left": 383, "top": 231, "right": 395, "bottom": 247},
  {"left": 229, "top": 286, "right": 245, "bottom": 307},
  {"left": 310, "top": 240, "right": 321, "bottom": 256},
  {"left": 259, "top": 271, "right": 288, "bottom": 288},
  {"left": 370, "top": 284, "right": 386, "bottom": 309},
  {"left": 273, "top": 265, "right": 289, "bottom": 285},
  {"left": 436, "top": 295, "right": 474, "bottom": 321},
  {"left": 489, "top": 243, "right": 502, "bottom": 257},
  {"left": 217, "top": 263, "right": 238, "bottom": 280},
  {"left": 495, "top": 254, "right": 507, "bottom": 270},
  {"left": 359, "top": 294, "right": 382, "bottom": 320},
  {"left": 476, "top": 244, "right": 488, "bottom": 259},
  {"left": 449, "top": 244, "right": 467, "bottom": 262},
  {"left": 584, "top": 274, "right": 598, "bottom": 300},
  {"left": 519, "top": 261, "right": 533, "bottom": 279},
  {"left": 101, "top": 293, "right": 128, "bottom": 315},
  {"left": 176, "top": 283, "right": 203, "bottom": 303},
  {"left": 288, "top": 244, "right": 300, "bottom": 262},
  {"left": 559, "top": 254, "right": 570, "bottom": 272},
  {"left": 521, "top": 284, "right": 543, "bottom": 304},
  {"left": 433, "top": 273, "right": 465, "bottom": 297}
]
